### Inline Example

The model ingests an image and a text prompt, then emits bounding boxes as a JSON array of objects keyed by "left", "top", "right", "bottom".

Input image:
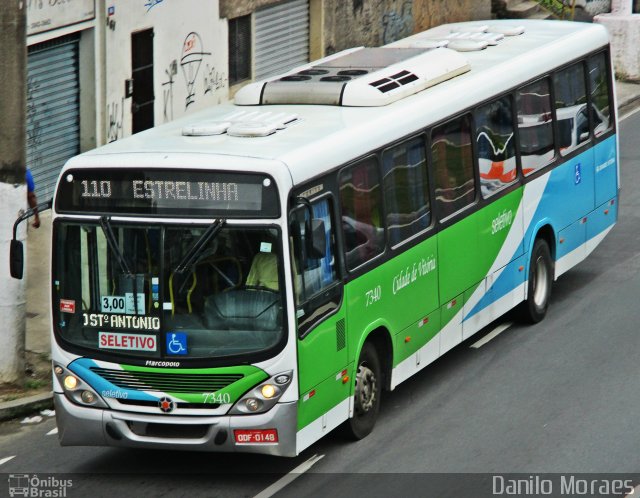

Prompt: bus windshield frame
[{"left": 51, "top": 217, "right": 288, "bottom": 367}]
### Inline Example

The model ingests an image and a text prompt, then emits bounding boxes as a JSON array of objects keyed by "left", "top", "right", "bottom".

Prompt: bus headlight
[
  {"left": 229, "top": 370, "right": 293, "bottom": 415},
  {"left": 54, "top": 362, "right": 107, "bottom": 409}
]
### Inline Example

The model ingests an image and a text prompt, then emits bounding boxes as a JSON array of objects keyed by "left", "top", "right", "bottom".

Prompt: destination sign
[{"left": 56, "top": 169, "right": 279, "bottom": 218}]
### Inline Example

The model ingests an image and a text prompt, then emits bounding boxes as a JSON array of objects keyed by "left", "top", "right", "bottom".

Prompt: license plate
[{"left": 234, "top": 429, "right": 278, "bottom": 444}]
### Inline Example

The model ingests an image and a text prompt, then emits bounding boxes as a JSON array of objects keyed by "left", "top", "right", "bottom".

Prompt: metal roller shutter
[
  {"left": 255, "top": 0, "right": 309, "bottom": 80},
  {"left": 27, "top": 34, "right": 80, "bottom": 200}
]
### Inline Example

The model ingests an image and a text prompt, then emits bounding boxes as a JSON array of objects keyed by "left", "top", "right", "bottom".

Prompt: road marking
[
  {"left": 470, "top": 322, "right": 512, "bottom": 349},
  {"left": 46, "top": 427, "right": 58, "bottom": 436},
  {"left": 620, "top": 106, "right": 640, "bottom": 121},
  {"left": 254, "top": 454, "right": 324, "bottom": 498},
  {"left": 0, "top": 456, "right": 16, "bottom": 466}
]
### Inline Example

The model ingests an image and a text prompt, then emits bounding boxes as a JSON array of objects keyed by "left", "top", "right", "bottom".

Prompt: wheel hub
[{"left": 355, "top": 364, "right": 376, "bottom": 414}]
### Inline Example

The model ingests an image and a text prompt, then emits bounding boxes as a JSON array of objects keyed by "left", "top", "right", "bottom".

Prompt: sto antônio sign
[{"left": 27, "top": 0, "right": 96, "bottom": 36}]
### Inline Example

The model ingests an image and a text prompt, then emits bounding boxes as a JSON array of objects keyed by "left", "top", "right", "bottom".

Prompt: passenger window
[
  {"left": 290, "top": 198, "right": 339, "bottom": 304},
  {"left": 474, "top": 96, "right": 517, "bottom": 198},
  {"left": 554, "top": 62, "right": 588, "bottom": 155},
  {"left": 588, "top": 52, "right": 612, "bottom": 137},
  {"left": 517, "top": 78, "right": 555, "bottom": 176},
  {"left": 339, "top": 157, "right": 385, "bottom": 270},
  {"left": 432, "top": 114, "right": 476, "bottom": 219},
  {"left": 382, "top": 136, "right": 431, "bottom": 246}
]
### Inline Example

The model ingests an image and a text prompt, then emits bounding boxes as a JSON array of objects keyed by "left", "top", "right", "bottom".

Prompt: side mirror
[
  {"left": 10, "top": 239, "right": 24, "bottom": 279},
  {"left": 306, "top": 219, "right": 326, "bottom": 259},
  {"left": 9, "top": 198, "right": 52, "bottom": 279}
]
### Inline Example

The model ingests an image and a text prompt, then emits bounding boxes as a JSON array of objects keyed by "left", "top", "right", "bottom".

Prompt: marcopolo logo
[{"left": 8, "top": 474, "right": 72, "bottom": 497}]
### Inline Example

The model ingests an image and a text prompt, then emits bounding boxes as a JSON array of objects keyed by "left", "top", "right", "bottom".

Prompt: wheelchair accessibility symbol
[{"left": 167, "top": 332, "right": 188, "bottom": 355}]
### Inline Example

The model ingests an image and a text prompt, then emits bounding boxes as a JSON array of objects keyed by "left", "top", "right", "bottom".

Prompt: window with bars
[{"left": 228, "top": 15, "right": 251, "bottom": 85}]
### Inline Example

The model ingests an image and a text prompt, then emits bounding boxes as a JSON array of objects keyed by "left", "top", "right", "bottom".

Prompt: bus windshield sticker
[
  {"left": 125, "top": 293, "right": 146, "bottom": 315},
  {"left": 260, "top": 242, "right": 272, "bottom": 253},
  {"left": 166, "top": 332, "right": 188, "bottom": 355},
  {"left": 101, "top": 294, "right": 146, "bottom": 314},
  {"left": 60, "top": 299, "right": 76, "bottom": 313},
  {"left": 101, "top": 296, "right": 126, "bottom": 313},
  {"left": 99, "top": 331, "right": 157, "bottom": 351}
]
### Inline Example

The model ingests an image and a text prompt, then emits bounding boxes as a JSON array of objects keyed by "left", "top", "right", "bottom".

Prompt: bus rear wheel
[
  {"left": 520, "top": 238, "right": 553, "bottom": 323},
  {"left": 344, "top": 342, "right": 381, "bottom": 440}
]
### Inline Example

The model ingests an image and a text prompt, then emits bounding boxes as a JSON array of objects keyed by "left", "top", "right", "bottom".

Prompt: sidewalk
[{"left": 2, "top": 77, "right": 640, "bottom": 422}]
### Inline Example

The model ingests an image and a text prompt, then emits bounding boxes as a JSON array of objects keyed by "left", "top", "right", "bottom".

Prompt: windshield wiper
[
  {"left": 174, "top": 219, "right": 226, "bottom": 275},
  {"left": 100, "top": 216, "right": 133, "bottom": 276}
]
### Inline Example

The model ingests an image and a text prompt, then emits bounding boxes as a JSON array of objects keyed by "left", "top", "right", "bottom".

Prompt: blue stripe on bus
[
  {"left": 68, "top": 358, "right": 159, "bottom": 402},
  {"left": 465, "top": 135, "right": 617, "bottom": 322}
]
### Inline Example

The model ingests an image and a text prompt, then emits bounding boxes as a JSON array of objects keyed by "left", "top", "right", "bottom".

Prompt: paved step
[{"left": 507, "top": 0, "right": 544, "bottom": 18}]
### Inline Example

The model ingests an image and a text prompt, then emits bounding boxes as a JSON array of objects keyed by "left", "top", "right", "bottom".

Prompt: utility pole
[{"left": 0, "top": 1, "right": 27, "bottom": 383}]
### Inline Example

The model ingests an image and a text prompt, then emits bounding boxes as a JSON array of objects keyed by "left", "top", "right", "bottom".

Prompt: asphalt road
[{"left": 1, "top": 110, "right": 639, "bottom": 498}]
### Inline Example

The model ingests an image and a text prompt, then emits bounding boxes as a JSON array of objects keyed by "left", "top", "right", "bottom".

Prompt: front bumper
[{"left": 54, "top": 393, "right": 298, "bottom": 457}]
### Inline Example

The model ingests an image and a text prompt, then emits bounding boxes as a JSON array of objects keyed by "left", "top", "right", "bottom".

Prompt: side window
[
  {"left": 290, "top": 198, "right": 338, "bottom": 304},
  {"left": 382, "top": 136, "right": 431, "bottom": 247},
  {"left": 474, "top": 96, "right": 517, "bottom": 198},
  {"left": 432, "top": 114, "right": 476, "bottom": 219},
  {"left": 588, "top": 52, "right": 612, "bottom": 137},
  {"left": 554, "top": 62, "right": 588, "bottom": 155},
  {"left": 517, "top": 78, "right": 555, "bottom": 176},
  {"left": 339, "top": 157, "right": 385, "bottom": 271}
]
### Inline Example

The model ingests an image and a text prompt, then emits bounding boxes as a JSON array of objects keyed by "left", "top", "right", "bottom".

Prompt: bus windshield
[{"left": 52, "top": 220, "right": 285, "bottom": 362}]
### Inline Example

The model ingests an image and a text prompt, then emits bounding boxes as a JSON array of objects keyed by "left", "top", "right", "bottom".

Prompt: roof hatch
[{"left": 235, "top": 46, "right": 470, "bottom": 107}]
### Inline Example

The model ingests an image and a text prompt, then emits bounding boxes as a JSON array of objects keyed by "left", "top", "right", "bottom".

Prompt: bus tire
[
  {"left": 520, "top": 238, "right": 553, "bottom": 323},
  {"left": 344, "top": 342, "right": 381, "bottom": 440}
]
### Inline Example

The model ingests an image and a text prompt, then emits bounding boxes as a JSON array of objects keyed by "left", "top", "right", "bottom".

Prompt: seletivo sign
[{"left": 27, "top": 0, "right": 96, "bottom": 36}]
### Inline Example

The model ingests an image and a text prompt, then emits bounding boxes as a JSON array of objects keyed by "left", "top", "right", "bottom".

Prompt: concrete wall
[
  {"left": 323, "top": 0, "right": 491, "bottom": 54},
  {"left": 595, "top": 0, "right": 640, "bottom": 81},
  {"left": 104, "top": 1, "right": 228, "bottom": 141}
]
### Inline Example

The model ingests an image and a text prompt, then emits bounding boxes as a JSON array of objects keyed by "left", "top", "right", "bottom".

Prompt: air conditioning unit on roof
[{"left": 235, "top": 46, "right": 470, "bottom": 107}]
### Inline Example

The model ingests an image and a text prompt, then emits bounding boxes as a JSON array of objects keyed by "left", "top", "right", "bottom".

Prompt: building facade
[{"left": 26, "top": 0, "right": 490, "bottom": 199}]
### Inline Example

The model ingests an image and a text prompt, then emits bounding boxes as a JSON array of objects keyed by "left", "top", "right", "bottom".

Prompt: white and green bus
[{"left": 12, "top": 20, "right": 618, "bottom": 456}]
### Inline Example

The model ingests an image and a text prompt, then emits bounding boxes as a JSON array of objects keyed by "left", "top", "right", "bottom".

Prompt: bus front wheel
[
  {"left": 520, "top": 238, "right": 553, "bottom": 323},
  {"left": 344, "top": 342, "right": 381, "bottom": 440}
]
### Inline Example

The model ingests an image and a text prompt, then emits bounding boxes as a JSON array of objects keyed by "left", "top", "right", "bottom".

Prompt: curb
[
  {"left": 0, "top": 392, "right": 54, "bottom": 422},
  {"left": 619, "top": 94, "right": 640, "bottom": 117}
]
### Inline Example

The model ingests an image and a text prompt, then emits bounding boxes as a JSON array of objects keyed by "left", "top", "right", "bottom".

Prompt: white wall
[{"left": 104, "top": 0, "right": 228, "bottom": 142}]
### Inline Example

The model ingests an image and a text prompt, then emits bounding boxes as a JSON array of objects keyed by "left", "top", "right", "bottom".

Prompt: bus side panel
[
  {"left": 593, "top": 135, "right": 617, "bottom": 207},
  {"left": 437, "top": 212, "right": 482, "bottom": 306},
  {"left": 478, "top": 189, "right": 525, "bottom": 272},
  {"left": 345, "top": 235, "right": 440, "bottom": 368},
  {"left": 439, "top": 188, "right": 523, "bottom": 344},
  {"left": 296, "top": 309, "right": 349, "bottom": 431},
  {"left": 461, "top": 189, "right": 525, "bottom": 337},
  {"left": 546, "top": 148, "right": 596, "bottom": 232}
]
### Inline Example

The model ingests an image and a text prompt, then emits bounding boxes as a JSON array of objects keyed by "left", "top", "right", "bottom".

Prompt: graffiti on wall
[
  {"left": 144, "top": 0, "right": 164, "bottom": 12},
  {"left": 382, "top": 1, "right": 413, "bottom": 44},
  {"left": 107, "top": 98, "right": 124, "bottom": 143},
  {"left": 203, "top": 64, "right": 227, "bottom": 95},
  {"left": 162, "top": 60, "right": 177, "bottom": 123},
  {"left": 180, "top": 32, "right": 211, "bottom": 109}
]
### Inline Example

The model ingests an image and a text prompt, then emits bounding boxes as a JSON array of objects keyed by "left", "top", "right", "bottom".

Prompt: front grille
[
  {"left": 126, "top": 421, "right": 209, "bottom": 438},
  {"left": 90, "top": 367, "right": 243, "bottom": 393}
]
